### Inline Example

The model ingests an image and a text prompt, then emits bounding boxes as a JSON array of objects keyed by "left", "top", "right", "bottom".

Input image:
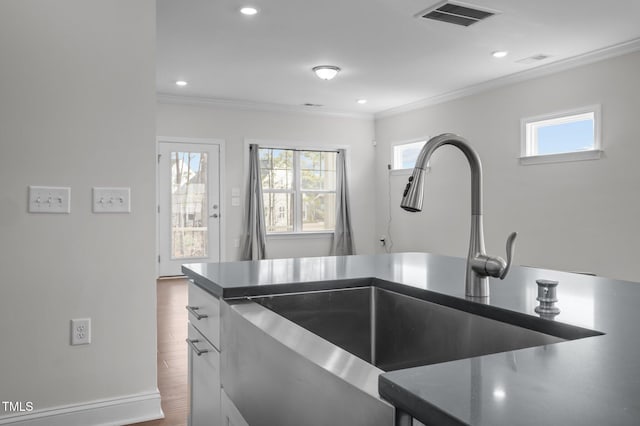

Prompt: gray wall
[
  {"left": 157, "top": 102, "right": 377, "bottom": 260},
  {"left": 0, "top": 0, "right": 158, "bottom": 417},
  {"left": 375, "top": 51, "right": 640, "bottom": 282}
]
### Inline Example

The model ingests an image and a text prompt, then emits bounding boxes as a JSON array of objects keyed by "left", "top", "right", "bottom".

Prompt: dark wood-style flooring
[{"left": 132, "top": 278, "right": 189, "bottom": 426}]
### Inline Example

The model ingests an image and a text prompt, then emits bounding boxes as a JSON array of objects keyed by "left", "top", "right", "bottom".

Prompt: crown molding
[
  {"left": 376, "top": 38, "right": 640, "bottom": 119},
  {"left": 156, "top": 93, "right": 374, "bottom": 120}
]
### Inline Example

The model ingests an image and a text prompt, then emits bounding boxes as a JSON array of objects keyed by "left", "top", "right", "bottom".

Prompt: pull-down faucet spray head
[{"left": 400, "top": 167, "right": 426, "bottom": 212}]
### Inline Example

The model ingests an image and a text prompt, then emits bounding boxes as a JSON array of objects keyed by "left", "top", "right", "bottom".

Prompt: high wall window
[
  {"left": 391, "top": 140, "right": 427, "bottom": 172},
  {"left": 259, "top": 148, "right": 337, "bottom": 233},
  {"left": 521, "top": 105, "right": 602, "bottom": 165}
]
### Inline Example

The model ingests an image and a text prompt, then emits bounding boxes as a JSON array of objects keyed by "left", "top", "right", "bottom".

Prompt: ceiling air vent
[
  {"left": 517, "top": 54, "right": 552, "bottom": 64},
  {"left": 417, "top": 1, "right": 497, "bottom": 27}
]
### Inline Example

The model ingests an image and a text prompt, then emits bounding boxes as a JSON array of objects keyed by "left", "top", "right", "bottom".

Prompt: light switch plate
[
  {"left": 93, "top": 187, "right": 131, "bottom": 213},
  {"left": 231, "top": 197, "right": 240, "bottom": 207},
  {"left": 28, "top": 186, "right": 71, "bottom": 213}
]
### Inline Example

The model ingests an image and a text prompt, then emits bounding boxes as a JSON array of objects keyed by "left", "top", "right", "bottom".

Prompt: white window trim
[
  {"left": 265, "top": 231, "right": 334, "bottom": 239},
  {"left": 390, "top": 137, "right": 431, "bottom": 175},
  {"left": 520, "top": 105, "right": 602, "bottom": 166},
  {"left": 245, "top": 139, "right": 346, "bottom": 236}
]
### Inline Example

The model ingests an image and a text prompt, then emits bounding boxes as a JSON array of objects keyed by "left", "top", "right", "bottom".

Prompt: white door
[{"left": 158, "top": 141, "right": 221, "bottom": 276}]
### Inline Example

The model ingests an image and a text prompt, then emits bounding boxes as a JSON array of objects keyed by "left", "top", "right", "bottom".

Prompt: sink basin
[{"left": 251, "top": 286, "right": 597, "bottom": 371}]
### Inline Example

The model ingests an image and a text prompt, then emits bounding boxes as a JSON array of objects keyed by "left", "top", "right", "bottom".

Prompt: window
[
  {"left": 391, "top": 140, "right": 427, "bottom": 172},
  {"left": 521, "top": 105, "right": 602, "bottom": 165},
  {"left": 259, "top": 147, "right": 337, "bottom": 233}
]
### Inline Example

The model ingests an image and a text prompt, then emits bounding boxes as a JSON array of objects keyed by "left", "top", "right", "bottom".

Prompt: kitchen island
[{"left": 183, "top": 252, "right": 640, "bottom": 425}]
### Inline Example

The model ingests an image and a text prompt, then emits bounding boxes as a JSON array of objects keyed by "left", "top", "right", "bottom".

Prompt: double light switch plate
[{"left": 27, "top": 186, "right": 131, "bottom": 213}]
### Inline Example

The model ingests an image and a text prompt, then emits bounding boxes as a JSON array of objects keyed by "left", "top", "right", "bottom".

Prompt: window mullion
[{"left": 294, "top": 151, "right": 301, "bottom": 232}]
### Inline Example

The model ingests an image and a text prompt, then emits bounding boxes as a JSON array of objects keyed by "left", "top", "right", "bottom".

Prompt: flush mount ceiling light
[
  {"left": 175, "top": 80, "right": 188, "bottom": 86},
  {"left": 357, "top": 99, "right": 367, "bottom": 104},
  {"left": 492, "top": 50, "right": 508, "bottom": 58},
  {"left": 312, "top": 65, "right": 341, "bottom": 80},
  {"left": 240, "top": 6, "right": 258, "bottom": 15}
]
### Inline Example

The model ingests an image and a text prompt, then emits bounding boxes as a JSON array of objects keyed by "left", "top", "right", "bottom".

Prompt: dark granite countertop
[{"left": 183, "top": 252, "right": 640, "bottom": 425}]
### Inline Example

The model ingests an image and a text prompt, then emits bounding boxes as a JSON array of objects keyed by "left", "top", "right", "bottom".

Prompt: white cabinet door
[
  {"left": 187, "top": 281, "right": 221, "bottom": 350},
  {"left": 221, "top": 390, "right": 249, "bottom": 426},
  {"left": 188, "top": 323, "right": 221, "bottom": 426}
]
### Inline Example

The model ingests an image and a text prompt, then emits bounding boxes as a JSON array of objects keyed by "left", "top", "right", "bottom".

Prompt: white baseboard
[{"left": 0, "top": 390, "right": 163, "bottom": 426}]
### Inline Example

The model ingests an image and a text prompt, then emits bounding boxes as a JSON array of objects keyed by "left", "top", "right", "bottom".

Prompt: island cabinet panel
[
  {"left": 188, "top": 280, "right": 222, "bottom": 426},
  {"left": 221, "top": 390, "right": 250, "bottom": 426}
]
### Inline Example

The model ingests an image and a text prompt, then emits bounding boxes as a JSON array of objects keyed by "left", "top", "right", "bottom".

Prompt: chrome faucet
[{"left": 400, "top": 133, "right": 517, "bottom": 298}]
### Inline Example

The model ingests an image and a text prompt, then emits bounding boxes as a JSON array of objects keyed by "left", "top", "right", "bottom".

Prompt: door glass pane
[
  {"left": 302, "top": 192, "right": 336, "bottom": 231},
  {"left": 263, "top": 192, "right": 293, "bottom": 233},
  {"left": 171, "top": 151, "right": 208, "bottom": 259}
]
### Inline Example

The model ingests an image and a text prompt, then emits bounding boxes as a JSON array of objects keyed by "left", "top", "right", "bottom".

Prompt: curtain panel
[
  {"left": 241, "top": 144, "right": 267, "bottom": 260},
  {"left": 331, "top": 149, "right": 355, "bottom": 256}
]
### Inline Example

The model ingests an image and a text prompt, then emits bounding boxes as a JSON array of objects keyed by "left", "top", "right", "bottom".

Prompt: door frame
[{"left": 156, "top": 136, "right": 226, "bottom": 277}]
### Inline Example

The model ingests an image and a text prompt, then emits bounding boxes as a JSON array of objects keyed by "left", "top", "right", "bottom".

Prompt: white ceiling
[{"left": 156, "top": 0, "right": 640, "bottom": 116}]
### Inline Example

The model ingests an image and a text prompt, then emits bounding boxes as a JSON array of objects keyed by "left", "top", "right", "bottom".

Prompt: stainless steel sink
[
  {"left": 225, "top": 285, "right": 602, "bottom": 426},
  {"left": 252, "top": 286, "right": 571, "bottom": 371}
]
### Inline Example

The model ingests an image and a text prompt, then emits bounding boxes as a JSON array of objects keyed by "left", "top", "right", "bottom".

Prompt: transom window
[
  {"left": 259, "top": 148, "right": 337, "bottom": 233},
  {"left": 392, "top": 140, "right": 427, "bottom": 171},
  {"left": 521, "top": 105, "right": 602, "bottom": 165}
]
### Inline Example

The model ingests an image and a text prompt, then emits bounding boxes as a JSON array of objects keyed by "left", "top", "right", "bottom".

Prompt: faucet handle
[
  {"left": 470, "top": 231, "right": 518, "bottom": 279},
  {"left": 500, "top": 232, "right": 517, "bottom": 279}
]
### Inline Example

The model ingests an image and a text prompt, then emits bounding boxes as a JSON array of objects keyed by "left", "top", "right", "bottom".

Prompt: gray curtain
[
  {"left": 331, "top": 149, "right": 355, "bottom": 255},
  {"left": 241, "top": 144, "right": 267, "bottom": 260}
]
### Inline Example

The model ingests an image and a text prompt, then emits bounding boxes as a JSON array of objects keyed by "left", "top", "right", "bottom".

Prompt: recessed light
[
  {"left": 492, "top": 50, "right": 508, "bottom": 58},
  {"left": 493, "top": 388, "right": 506, "bottom": 400},
  {"left": 240, "top": 6, "right": 258, "bottom": 15},
  {"left": 357, "top": 99, "right": 367, "bottom": 104},
  {"left": 312, "top": 65, "right": 341, "bottom": 81},
  {"left": 175, "top": 80, "right": 188, "bottom": 87}
]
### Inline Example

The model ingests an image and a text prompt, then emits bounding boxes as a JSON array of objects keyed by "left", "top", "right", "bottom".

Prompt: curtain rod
[{"left": 254, "top": 146, "right": 340, "bottom": 154}]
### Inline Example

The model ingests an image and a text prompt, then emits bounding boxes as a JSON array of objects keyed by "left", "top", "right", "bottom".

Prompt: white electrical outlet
[
  {"left": 70, "top": 318, "right": 91, "bottom": 345},
  {"left": 28, "top": 186, "right": 71, "bottom": 213},
  {"left": 93, "top": 187, "right": 131, "bottom": 213}
]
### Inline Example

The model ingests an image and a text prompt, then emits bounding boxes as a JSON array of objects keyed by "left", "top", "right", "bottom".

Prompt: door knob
[{"left": 210, "top": 213, "right": 219, "bottom": 218}]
